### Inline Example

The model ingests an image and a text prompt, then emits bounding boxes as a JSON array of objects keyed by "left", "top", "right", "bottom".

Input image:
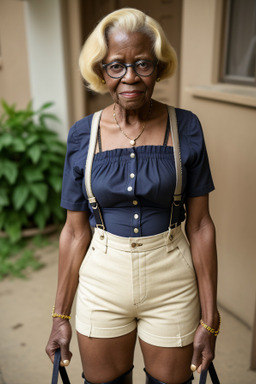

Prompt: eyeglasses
[{"left": 102, "top": 60, "right": 158, "bottom": 79}]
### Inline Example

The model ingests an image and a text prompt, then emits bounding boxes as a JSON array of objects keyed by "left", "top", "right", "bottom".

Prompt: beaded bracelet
[
  {"left": 200, "top": 314, "right": 221, "bottom": 337},
  {"left": 52, "top": 305, "right": 71, "bottom": 320}
]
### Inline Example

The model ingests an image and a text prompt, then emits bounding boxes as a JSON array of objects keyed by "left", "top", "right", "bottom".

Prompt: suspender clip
[
  {"left": 173, "top": 193, "right": 182, "bottom": 206},
  {"left": 96, "top": 224, "right": 105, "bottom": 230},
  {"left": 91, "top": 202, "right": 98, "bottom": 210}
]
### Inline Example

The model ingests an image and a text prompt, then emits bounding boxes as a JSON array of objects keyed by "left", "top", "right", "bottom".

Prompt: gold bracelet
[
  {"left": 52, "top": 305, "right": 71, "bottom": 320},
  {"left": 200, "top": 314, "right": 221, "bottom": 337}
]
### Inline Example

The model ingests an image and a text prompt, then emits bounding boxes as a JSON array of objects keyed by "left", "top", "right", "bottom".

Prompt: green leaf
[
  {"left": 12, "top": 184, "right": 30, "bottom": 210},
  {"left": 0, "top": 212, "right": 6, "bottom": 230},
  {"left": 52, "top": 205, "right": 66, "bottom": 221},
  {"left": 1, "top": 100, "right": 16, "bottom": 115},
  {"left": 0, "top": 189, "right": 9, "bottom": 207},
  {"left": 40, "top": 113, "right": 60, "bottom": 123},
  {"left": 4, "top": 213, "right": 22, "bottom": 242},
  {"left": 47, "top": 142, "right": 66, "bottom": 155},
  {"left": 26, "top": 100, "right": 33, "bottom": 111},
  {"left": 0, "top": 133, "right": 13, "bottom": 149},
  {"left": 37, "top": 157, "right": 50, "bottom": 171},
  {"left": 24, "top": 196, "right": 37, "bottom": 214},
  {"left": 23, "top": 166, "right": 44, "bottom": 183},
  {"left": 39, "top": 102, "right": 54, "bottom": 111},
  {"left": 29, "top": 183, "right": 48, "bottom": 203},
  {"left": 12, "top": 137, "right": 26, "bottom": 152},
  {"left": 0, "top": 160, "right": 18, "bottom": 184},
  {"left": 25, "top": 133, "right": 39, "bottom": 146},
  {"left": 27, "top": 145, "right": 42, "bottom": 163},
  {"left": 48, "top": 175, "right": 62, "bottom": 192},
  {"left": 44, "top": 153, "right": 65, "bottom": 166},
  {"left": 34, "top": 205, "right": 50, "bottom": 229}
]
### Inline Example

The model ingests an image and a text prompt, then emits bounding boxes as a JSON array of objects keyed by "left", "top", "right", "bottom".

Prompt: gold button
[
  {"left": 131, "top": 243, "right": 136, "bottom": 248},
  {"left": 134, "top": 214, "right": 139, "bottom": 219},
  {"left": 130, "top": 153, "right": 135, "bottom": 159},
  {"left": 127, "top": 186, "right": 133, "bottom": 192},
  {"left": 130, "top": 173, "right": 135, "bottom": 178},
  {"left": 134, "top": 228, "right": 139, "bottom": 234},
  {"left": 133, "top": 200, "right": 138, "bottom": 205}
]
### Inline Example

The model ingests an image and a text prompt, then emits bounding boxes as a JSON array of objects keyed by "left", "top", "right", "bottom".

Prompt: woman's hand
[
  {"left": 46, "top": 318, "right": 73, "bottom": 365},
  {"left": 191, "top": 324, "right": 217, "bottom": 373}
]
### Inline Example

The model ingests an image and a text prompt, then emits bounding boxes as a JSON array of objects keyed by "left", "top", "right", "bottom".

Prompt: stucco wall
[
  {"left": 0, "top": 0, "right": 31, "bottom": 109},
  {"left": 24, "top": 0, "right": 69, "bottom": 140},
  {"left": 180, "top": 0, "right": 256, "bottom": 328}
]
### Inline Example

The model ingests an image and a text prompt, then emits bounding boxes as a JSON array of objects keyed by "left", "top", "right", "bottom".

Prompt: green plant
[
  {"left": 0, "top": 234, "right": 59, "bottom": 279},
  {"left": 0, "top": 236, "right": 44, "bottom": 279},
  {"left": 0, "top": 100, "right": 66, "bottom": 243}
]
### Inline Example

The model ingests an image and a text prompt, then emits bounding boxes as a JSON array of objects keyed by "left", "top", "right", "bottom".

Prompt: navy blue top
[{"left": 61, "top": 108, "right": 214, "bottom": 237}]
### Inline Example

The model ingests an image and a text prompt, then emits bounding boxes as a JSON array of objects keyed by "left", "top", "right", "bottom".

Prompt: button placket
[
  {"left": 127, "top": 149, "right": 136, "bottom": 194},
  {"left": 128, "top": 149, "right": 141, "bottom": 236}
]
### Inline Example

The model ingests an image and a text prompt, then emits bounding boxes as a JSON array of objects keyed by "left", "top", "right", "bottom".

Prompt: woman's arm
[
  {"left": 185, "top": 194, "right": 219, "bottom": 373},
  {"left": 46, "top": 210, "right": 92, "bottom": 364}
]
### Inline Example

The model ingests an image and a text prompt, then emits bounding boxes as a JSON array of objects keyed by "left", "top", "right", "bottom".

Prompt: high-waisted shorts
[{"left": 76, "top": 226, "right": 200, "bottom": 347}]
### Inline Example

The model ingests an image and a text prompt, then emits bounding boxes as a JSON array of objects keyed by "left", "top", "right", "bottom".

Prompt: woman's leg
[
  {"left": 139, "top": 339, "right": 193, "bottom": 384},
  {"left": 77, "top": 329, "right": 137, "bottom": 383}
]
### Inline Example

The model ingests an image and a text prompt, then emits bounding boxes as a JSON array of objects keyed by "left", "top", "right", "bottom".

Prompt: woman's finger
[
  {"left": 197, "top": 364, "right": 202, "bottom": 374},
  {"left": 60, "top": 346, "right": 72, "bottom": 366}
]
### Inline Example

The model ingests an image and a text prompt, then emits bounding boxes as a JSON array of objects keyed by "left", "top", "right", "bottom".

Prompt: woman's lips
[{"left": 119, "top": 91, "right": 143, "bottom": 98}]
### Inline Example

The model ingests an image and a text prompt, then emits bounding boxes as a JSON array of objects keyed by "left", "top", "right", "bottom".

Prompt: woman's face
[{"left": 102, "top": 29, "right": 158, "bottom": 110}]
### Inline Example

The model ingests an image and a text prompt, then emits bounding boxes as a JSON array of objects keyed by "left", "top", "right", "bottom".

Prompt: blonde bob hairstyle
[{"left": 79, "top": 8, "right": 177, "bottom": 94}]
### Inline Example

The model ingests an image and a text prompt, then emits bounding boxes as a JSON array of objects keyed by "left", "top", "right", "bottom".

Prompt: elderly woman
[{"left": 46, "top": 8, "right": 219, "bottom": 384}]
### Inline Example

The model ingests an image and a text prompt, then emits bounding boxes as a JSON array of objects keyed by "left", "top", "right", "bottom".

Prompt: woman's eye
[
  {"left": 138, "top": 61, "right": 149, "bottom": 68},
  {"left": 109, "top": 63, "right": 123, "bottom": 71}
]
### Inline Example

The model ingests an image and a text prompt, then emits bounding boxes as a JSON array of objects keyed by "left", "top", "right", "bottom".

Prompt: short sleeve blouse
[{"left": 60, "top": 108, "right": 214, "bottom": 237}]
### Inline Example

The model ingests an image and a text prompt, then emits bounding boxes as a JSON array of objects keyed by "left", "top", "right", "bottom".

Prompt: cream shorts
[{"left": 76, "top": 227, "right": 200, "bottom": 347}]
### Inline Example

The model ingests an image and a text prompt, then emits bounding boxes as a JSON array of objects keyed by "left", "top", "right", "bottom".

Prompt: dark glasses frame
[{"left": 102, "top": 59, "right": 158, "bottom": 79}]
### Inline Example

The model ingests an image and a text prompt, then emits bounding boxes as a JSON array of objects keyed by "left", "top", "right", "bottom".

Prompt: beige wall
[
  {"left": 0, "top": 0, "right": 30, "bottom": 109},
  {"left": 24, "top": 0, "right": 70, "bottom": 141},
  {"left": 180, "top": 0, "right": 256, "bottom": 328}
]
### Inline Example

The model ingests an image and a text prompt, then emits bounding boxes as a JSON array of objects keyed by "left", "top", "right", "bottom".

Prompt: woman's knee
[
  {"left": 78, "top": 330, "right": 136, "bottom": 383},
  {"left": 140, "top": 339, "right": 193, "bottom": 384}
]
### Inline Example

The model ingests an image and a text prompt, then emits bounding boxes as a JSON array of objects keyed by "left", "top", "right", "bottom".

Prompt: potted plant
[{"left": 0, "top": 100, "right": 66, "bottom": 243}]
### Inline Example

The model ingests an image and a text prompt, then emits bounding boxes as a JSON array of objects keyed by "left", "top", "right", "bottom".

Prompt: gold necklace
[{"left": 113, "top": 100, "right": 152, "bottom": 146}]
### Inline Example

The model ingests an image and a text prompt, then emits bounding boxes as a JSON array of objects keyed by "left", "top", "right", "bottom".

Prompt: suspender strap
[
  {"left": 168, "top": 106, "right": 183, "bottom": 229},
  {"left": 163, "top": 118, "right": 170, "bottom": 146},
  {"left": 85, "top": 110, "right": 105, "bottom": 229}
]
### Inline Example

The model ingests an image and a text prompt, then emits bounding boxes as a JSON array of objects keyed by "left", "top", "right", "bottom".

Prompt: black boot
[
  {"left": 82, "top": 366, "right": 133, "bottom": 384},
  {"left": 144, "top": 368, "right": 194, "bottom": 384}
]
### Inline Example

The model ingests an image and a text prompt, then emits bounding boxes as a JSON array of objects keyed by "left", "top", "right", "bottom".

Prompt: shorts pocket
[
  {"left": 79, "top": 243, "right": 95, "bottom": 275},
  {"left": 176, "top": 236, "right": 195, "bottom": 274}
]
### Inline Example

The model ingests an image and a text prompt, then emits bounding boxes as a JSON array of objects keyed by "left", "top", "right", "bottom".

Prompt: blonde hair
[{"left": 79, "top": 8, "right": 177, "bottom": 94}]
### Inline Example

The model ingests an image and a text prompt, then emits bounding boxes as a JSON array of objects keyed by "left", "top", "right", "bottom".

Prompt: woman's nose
[{"left": 122, "top": 66, "right": 139, "bottom": 82}]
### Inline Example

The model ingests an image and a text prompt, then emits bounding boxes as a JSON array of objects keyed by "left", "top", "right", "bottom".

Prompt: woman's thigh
[
  {"left": 139, "top": 338, "right": 193, "bottom": 384},
  {"left": 77, "top": 329, "right": 137, "bottom": 383}
]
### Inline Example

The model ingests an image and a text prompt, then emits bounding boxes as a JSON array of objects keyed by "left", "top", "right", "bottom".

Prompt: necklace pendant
[{"left": 130, "top": 139, "right": 136, "bottom": 146}]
